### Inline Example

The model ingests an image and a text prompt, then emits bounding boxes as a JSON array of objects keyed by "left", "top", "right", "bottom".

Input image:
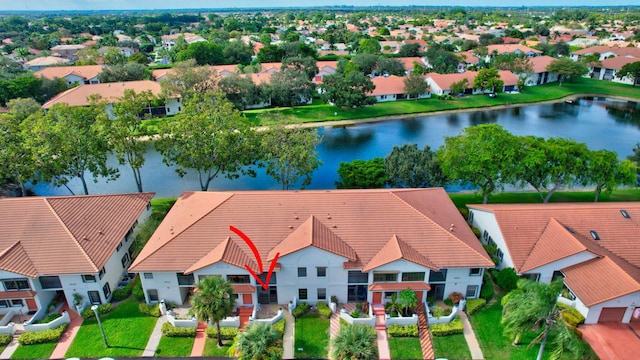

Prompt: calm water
[{"left": 34, "top": 98, "right": 640, "bottom": 198}]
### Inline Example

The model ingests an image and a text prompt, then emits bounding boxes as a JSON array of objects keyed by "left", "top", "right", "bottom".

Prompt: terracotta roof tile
[
  {"left": 0, "top": 241, "right": 38, "bottom": 277},
  {"left": 0, "top": 290, "right": 37, "bottom": 299},
  {"left": 35, "top": 65, "right": 104, "bottom": 82},
  {"left": 563, "top": 257, "right": 640, "bottom": 306},
  {"left": 232, "top": 284, "right": 256, "bottom": 293},
  {"left": 42, "top": 80, "right": 165, "bottom": 108},
  {"left": 369, "top": 282, "right": 431, "bottom": 291},
  {"left": 571, "top": 46, "right": 640, "bottom": 58},
  {"left": 363, "top": 235, "right": 437, "bottom": 272},
  {"left": 369, "top": 75, "right": 406, "bottom": 96},
  {"left": 529, "top": 55, "right": 557, "bottom": 73},
  {"left": 601, "top": 56, "right": 640, "bottom": 70},
  {"left": 185, "top": 237, "right": 258, "bottom": 274},
  {"left": 486, "top": 44, "right": 542, "bottom": 55}
]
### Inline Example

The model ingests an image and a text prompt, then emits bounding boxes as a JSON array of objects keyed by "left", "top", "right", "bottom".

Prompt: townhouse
[
  {"left": 35, "top": 65, "right": 104, "bottom": 87},
  {"left": 426, "top": 70, "right": 519, "bottom": 96},
  {"left": 570, "top": 46, "right": 640, "bottom": 86}
]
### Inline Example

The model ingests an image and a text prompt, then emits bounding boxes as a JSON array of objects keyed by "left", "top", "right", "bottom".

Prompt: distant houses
[
  {"left": 426, "top": 70, "right": 518, "bottom": 96},
  {"left": 570, "top": 46, "right": 640, "bottom": 86},
  {"left": 35, "top": 65, "right": 104, "bottom": 87}
]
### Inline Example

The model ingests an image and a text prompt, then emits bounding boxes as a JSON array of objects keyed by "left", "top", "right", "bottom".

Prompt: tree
[
  {"left": 103, "top": 46, "right": 126, "bottom": 65},
  {"left": 398, "top": 289, "right": 418, "bottom": 317},
  {"left": 321, "top": 71, "right": 375, "bottom": 109},
  {"left": 259, "top": 123, "right": 322, "bottom": 190},
  {"left": 584, "top": 150, "right": 637, "bottom": 202},
  {"left": 160, "top": 59, "right": 219, "bottom": 101},
  {"left": 257, "top": 44, "right": 284, "bottom": 63},
  {"left": 474, "top": 68, "right": 504, "bottom": 94},
  {"left": 98, "top": 62, "right": 150, "bottom": 83},
  {"left": 281, "top": 56, "right": 318, "bottom": 81},
  {"left": 127, "top": 52, "right": 149, "bottom": 65},
  {"left": 335, "top": 158, "right": 387, "bottom": 189},
  {"left": 385, "top": 144, "right": 446, "bottom": 188},
  {"left": 189, "top": 276, "right": 235, "bottom": 348},
  {"left": 6, "top": 98, "right": 41, "bottom": 122},
  {"left": 403, "top": 72, "right": 430, "bottom": 100},
  {"left": 235, "top": 322, "right": 282, "bottom": 360},
  {"left": 222, "top": 40, "right": 253, "bottom": 65},
  {"left": 40, "top": 77, "right": 69, "bottom": 103},
  {"left": 425, "top": 47, "right": 461, "bottom": 74},
  {"left": 398, "top": 43, "right": 421, "bottom": 57},
  {"left": 176, "top": 41, "right": 224, "bottom": 65},
  {"left": 546, "top": 58, "right": 588, "bottom": 87},
  {"left": 331, "top": 324, "right": 377, "bottom": 360},
  {"left": 627, "top": 143, "right": 640, "bottom": 185},
  {"left": 358, "top": 38, "right": 381, "bottom": 54},
  {"left": 437, "top": 124, "right": 520, "bottom": 204},
  {"left": 617, "top": 61, "right": 640, "bottom": 86},
  {"left": 155, "top": 92, "right": 257, "bottom": 191},
  {"left": 502, "top": 279, "right": 585, "bottom": 360},
  {"left": 266, "top": 67, "right": 315, "bottom": 107},
  {"left": 218, "top": 73, "right": 266, "bottom": 110},
  {"left": 351, "top": 54, "right": 379, "bottom": 75},
  {"left": 450, "top": 78, "right": 469, "bottom": 96},
  {"left": 376, "top": 57, "right": 405, "bottom": 76},
  {"left": 0, "top": 113, "right": 36, "bottom": 196}
]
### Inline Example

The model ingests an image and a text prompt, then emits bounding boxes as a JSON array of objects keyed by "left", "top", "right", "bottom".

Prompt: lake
[{"left": 33, "top": 97, "right": 640, "bottom": 198}]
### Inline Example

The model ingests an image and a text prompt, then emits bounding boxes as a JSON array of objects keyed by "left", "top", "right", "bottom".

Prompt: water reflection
[
  {"left": 320, "top": 126, "right": 374, "bottom": 151},
  {"left": 400, "top": 117, "right": 424, "bottom": 136},
  {"left": 604, "top": 101, "right": 640, "bottom": 126},
  {"left": 469, "top": 108, "right": 499, "bottom": 125}
]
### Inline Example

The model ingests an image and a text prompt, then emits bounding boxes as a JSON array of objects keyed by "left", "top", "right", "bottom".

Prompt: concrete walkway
[
  {"left": 459, "top": 311, "right": 484, "bottom": 360},
  {"left": 142, "top": 315, "right": 168, "bottom": 357},
  {"left": 373, "top": 304, "right": 390, "bottom": 360},
  {"left": 282, "top": 309, "right": 295, "bottom": 359},
  {"left": 417, "top": 303, "right": 435, "bottom": 360},
  {"left": 190, "top": 321, "right": 207, "bottom": 356},
  {"left": 50, "top": 305, "right": 83, "bottom": 359},
  {"left": 0, "top": 337, "right": 19, "bottom": 360}
]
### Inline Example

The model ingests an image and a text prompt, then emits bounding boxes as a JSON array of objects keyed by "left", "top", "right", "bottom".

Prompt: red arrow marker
[{"left": 230, "top": 226, "right": 279, "bottom": 291}]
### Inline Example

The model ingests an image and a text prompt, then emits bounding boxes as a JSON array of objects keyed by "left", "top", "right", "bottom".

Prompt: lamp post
[{"left": 91, "top": 305, "right": 109, "bottom": 348}]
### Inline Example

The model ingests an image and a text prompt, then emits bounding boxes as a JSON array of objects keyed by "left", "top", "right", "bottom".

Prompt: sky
[{"left": 0, "top": 0, "right": 636, "bottom": 11}]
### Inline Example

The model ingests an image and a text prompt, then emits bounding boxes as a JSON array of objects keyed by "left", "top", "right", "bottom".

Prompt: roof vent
[
  {"left": 564, "top": 226, "right": 575, "bottom": 234},
  {"left": 590, "top": 230, "right": 600, "bottom": 240},
  {"left": 621, "top": 210, "right": 630, "bottom": 219}
]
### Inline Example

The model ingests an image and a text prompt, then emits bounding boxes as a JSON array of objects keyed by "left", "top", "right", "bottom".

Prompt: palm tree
[
  {"left": 501, "top": 278, "right": 585, "bottom": 360},
  {"left": 398, "top": 289, "right": 418, "bottom": 317},
  {"left": 236, "top": 322, "right": 281, "bottom": 360},
  {"left": 331, "top": 324, "right": 377, "bottom": 360},
  {"left": 189, "top": 276, "right": 235, "bottom": 347}
]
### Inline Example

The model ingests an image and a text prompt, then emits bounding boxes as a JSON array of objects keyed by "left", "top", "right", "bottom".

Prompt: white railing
[
  {"left": 218, "top": 315, "right": 240, "bottom": 328},
  {"left": 250, "top": 308, "right": 284, "bottom": 325},
  {"left": 386, "top": 313, "right": 418, "bottom": 326},
  {"left": 427, "top": 305, "right": 459, "bottom": 325},
  {"left": 23, "top": 311, "right": 70, "bottom": 332},
  {"left": 557, "top": 296, "right": 576, "bottom": 308},
  {"left": 0, "top": 309, "right": 17, "bottom": 327},
  {"left": 340, "top": 308, "right": 375, "bottom": 326},
  {"left": 166, "top": 310, "right": 198, "bottom": 328}
]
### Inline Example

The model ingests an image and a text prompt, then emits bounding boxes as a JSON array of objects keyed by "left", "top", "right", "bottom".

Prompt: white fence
[
  {"left": 427, "top": 305, "right": 459, "bottom": 325},
  {"left": 250, "top": 309, "right": 284, "bottom": 326},
  {"left": 0, "top": 309, "right": 17, "bottom": 327},
  {"left": 23, "top": 311, "right": 70, "bottom": 332},
  {"left": 339, "top": 308, "right": 375, "bottom": 326},
  {"left": 386, "top": 313, "right": 418, "bottom": 326},
  {"left": 166, "top": 310, "right": 198, "bottom": 328}
]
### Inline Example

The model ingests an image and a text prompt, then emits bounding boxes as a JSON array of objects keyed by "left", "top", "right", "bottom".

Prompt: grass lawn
[
  {"left": 154, "top": 336, "right": 195, "bottom": 357},
  {"left": 388, "top": 337, "right": 423, "bottom": 359},
  {"left": 10, "top": 342, "right": 57, "bottom": 359},
  {"left": 432, "top": 333, "right": 472, "bottom": 360},
  {"left": 295, "top": 312, "right": 330, "bottom": 359},
  {"left": 65, "top": 300, "right": 157, "bottom": 358},
  {"left": 202, "top": 337, "right": 233, "bottom": 357}
]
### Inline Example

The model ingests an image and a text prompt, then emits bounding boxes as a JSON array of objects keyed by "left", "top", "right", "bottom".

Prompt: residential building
[
  {"left": 426, "top": 70, "right": 518, "bottom": 96},
  {"left": 161, "top": 33, "right": 206, "bottom": 50},
  {"left": 23, "top": 56, "right": 71, "bottom": 71},
  {"left": 50, "top": 44, "right": 87, "bottom": 61},
  {"left": 521, "top": 55, "right": 559, "bottom": 86},
  {"left": 130, "top": 189, "right": 493, "bottom": 308},
  {"left": 481, "top": 44, "right": 542, "bottom": 62},
  {"left": 570, "top": 46, "right": 640, "bottom": 62},
  {"left": 35, "top": 65, "right": 104, "bottom": 86},
  {"left": 588, "top": 56, "right": 640, "bottom": 85},
  {"left": 0, "top": 193, "right": 154, "bottom": 319},
  {"left": 468, "top": 203, "right": 640, "bottom": 324}
]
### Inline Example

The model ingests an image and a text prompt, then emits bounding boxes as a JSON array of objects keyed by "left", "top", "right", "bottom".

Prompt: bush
[
  {"left": 465, "top": 298, "right": 487, "bottom": 315},
  {"left": 458, "top": 207, "right": 469, "bottom": 220},
  {"left": 112, "top": 282, "right": 133, "bottom": 302},
  {"left": 430, "top": 318, "right": 464, "bottom": 336},
  {"left": 139, "top": 303, "right": 161, "bottom": 317},
  {"left": 36, "top": 313, "right": 62, "bottom": 324},
  {"left": 350, "top": 309, "right": 361, "bottom": 318},
  {"left": 132, "top": 276, "right": 145, "bottom": 302},
  {"left": 495, "top": 268, "right": 519, "bottom": 292},
  {"left": 443, "top": 298, "right": 453, "bottom": 307},
  {"left": 273, "top": 318, "right": 285, "bottom": 338},
  {"left": 292, "top": 302, "right": 310, "bottom": 318},
  {"left": 330, "top": 295, "right": 339, "bottom": 305},
  {"left": 161, "top": 322, "right": 196, "bottom": 337},
  {"left": 81, "top": 303, "right": 112, "bottom": 319},
  {"left": 439, "top": 94, "right": 453, "bottom": 100},
  {"left": 449, "top": 292, "right": 463, "bottom": 304},
  {"left": 480, "top": 271, "right": 495, "bottom": 300},
  {"left": 558, "top": 304, "right": 585, "bottom": 327},
  {"left": 443, "top": 308, "right": 452, "bottom": 316},
  {"left": 431, "top": 306, "right": 442, "bottom": 318},
  {"left": 388, "top": 324, "right": 418, "bottom": 337},
  {"left": 18, "top": 323, "right": 68, "bottom": 345},
  {"left": 0, "top": 334, "right": 11, "bottom": 346},
  {"left": 316, "top": 301, "right": 333, "bottom": 318},
  {"left": 471, "top": 227, "right": 481, "bottom": 238},
  {"left": 205, "top": 326, "right": 238, "bottom": 340}
]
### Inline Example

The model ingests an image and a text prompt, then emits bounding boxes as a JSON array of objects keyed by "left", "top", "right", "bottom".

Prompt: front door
[
  {"left": 25, "top": 298, "right": 37, "bottom": 311},
  {"left": 257, "top": 286, "right": 278, "bottom": 304},
  {"left": 430, "top": 284, "right": 445, "bottom": 301},
  {"left": 372, "top": 292, "right": 382, "bottom": 304},
  {"left": 242, "top": 293, "right": 253, "bottom": 305}
]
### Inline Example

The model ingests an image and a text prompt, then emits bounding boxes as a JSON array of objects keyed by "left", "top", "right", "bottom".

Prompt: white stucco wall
[
  {"left": 165, "top": 97, "right": 182, "bottom": 116},
  {"left": 524, "top": 251, "right": 598, "bottom": 284},
  {"left": 193, "top": 263, "right": 257, "bottom": 307},
  {"left": 578, "top": 291, "right": 640, "bottom": 324},
  {"left": 0, "top": 270, "right": 34, "bottom": 314},
  {"left": 469, "top": 209, "right": 514, "bottom": 270}
]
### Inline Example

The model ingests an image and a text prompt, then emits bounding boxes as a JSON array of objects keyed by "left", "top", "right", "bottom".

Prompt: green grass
[
  {"left": 150, "top": 197, "right": 177, "bottom": 216},
  {"left": 388, "top": 337, "right": 424, "bottom": 359},
  {"left": 154, "top": 336, "right": 195, "bottom": 357},
  {"left": 202, "top": 337, "right": 233, "bottom": 357},
  {"left": 10, "top": 342, "right": 57, "bottom": 359},
  {"left": 295, "top": 312, "right": 330, "bottom": 359},
  {"left": 65, "top": 300, "right": 157, "bottom": 358},
  {"left": 432, "top": 333, "right": 472, "bottom": 360}
]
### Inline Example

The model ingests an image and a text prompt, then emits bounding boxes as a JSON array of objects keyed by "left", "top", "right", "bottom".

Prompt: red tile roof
[
  {"left": 486, "top": 44, "right": 542, "bottom": 55},
  {"left": 185, "top": 237, "right": 259, "bottom": 274},
  {"left": 529, "top": 55, "right": 558, "bottom": 73},
  {"left": 601, "top": 56, "right": 640, "bottom": 70},
  {"left": 35, "top": 65, "right": 104, "bottom": 82},
  {"left": 571, "top": 46, "right": 640, "bottom": 58},
  {"left": 232, "top": 284, "right": 256, "bottom": 293},
  {"left": 130, "top": 189, "right": 493, "bottom": 273},
  {"left": 363, "top": 235, "right": 437, "bottom": 271},
  {"left": 427, "top": 70, "right": 517, "bottom": 91},
  {"left": 42, "top": 80, "right": 164, "bottom": 108},
  {"left": 0, "top": 290, "right": 37, "bottom": 299},
  {"left": 0, "top": 193, "right": 154, "bottom": 277},
  {"left": 369, "top": 75, "right": 406, "bottom": 96},
  {"left": 369, "top": 282, "right": 431, "bottom": 291}
]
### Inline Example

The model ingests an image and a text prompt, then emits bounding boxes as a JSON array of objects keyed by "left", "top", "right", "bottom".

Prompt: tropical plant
[
  {"left": 331, "top": 324, "right": 377, "bottom": 360},
  {"left": 189, "top": 276, "right": 235, "bottom": 347},
  {"left": 398, "top": 289, "right": 418, "bottom": 317},
  {"left": 235, "top": 322, "right": 282, "bottom": 360}
]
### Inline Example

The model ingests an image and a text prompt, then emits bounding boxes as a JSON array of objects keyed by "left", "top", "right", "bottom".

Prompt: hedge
[
  {"left": 18, "top": 323, "right": 68, "bottom": 345},
  {"left": 112, "top": 282, "right": 133, "bottom": 302},
  {"left": 132, "top": 276, "right": 145, "bottom": 302},
  {"left": 480, "top": 271, "right": 495, "bottom": 300},
  {"left": 139, "top": 303, "right": 161, "bottom": 317},
  {"left": 81, "top": 303, "right": 112, "bottom": 319},
  {"left": 495, "top": 268, "right": 519, "bottom": 292},
  {"left": 36, "top": 313, "right": 62, "bottom": 324},
  {"left": 430, "top": 318, "right": 464, "bottom": 337},
  {"left": 205, "top": 326, "right": 238, "bottom": 340},
  {"left": 558, "top": 304, "right": 585, "bottom": 327},
  {"left": 388, "top": 324, "right": 418, "bottom": 337},
  {"left": 0, "top": 334, "right": 11, "bottom": 346},
  {"left": 316, "top": 302, "right": 332, "bottom": 318},
  {"left": 465, "top": 298, "right": 487, "bottom": 315},
  {"left": 292, "top": 302, "right": 310, "bottom": 318},
  {"left": 161, "top": 322, "right": 196, "bottom": 337},
  {"left": 273, "top": 318, "right": 285, "bottom": 338}
]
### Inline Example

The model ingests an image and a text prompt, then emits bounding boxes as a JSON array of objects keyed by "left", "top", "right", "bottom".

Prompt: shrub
[
  {"left": 0, "top": 334, "right": 11, "bottom": 346},
  {"left": 443, "top": 308, "right": 452, "bottom": 316},
  {"left": 448, "top": 292, "right": 464, "bottom": 305},
  {"left": 112, "top": 282, "right": 133, "bottom": 302},
  {"left": 317, "top": 301, "right": 332, "bottom": 318},
  {"left": 132, "top": 276, "right": 145, "bottom": 302},
  {"left": 81, "top": 303, "right": 112, "bottom": 319},
  {"left": 439, "top": 94, "right": 453, "bottom": 100},
  {"left": 387, "top": 324, "right": 418, "bottom": 337},
  {"left": 430, "top": 318, "right": 464, "bottom": 336},
  {"left": 431, "top": 306, "right": 442, "bottom": 318},
  {"left": 139, "top": 303, "right": 161, "bottom": 317},
  {"left": 465, "top": 298, "right": 487, "bottom": 315},
  {"left": 558, "top": 304, "right": 585, "bottom": 327},
  {"left": 161, "top": 322, "right": 196, "bottom": 337},
  {"left": 205, "top": 326, "right": 238, "bottom": 340},
  {"left": 458, "top": 207, "right": 469, "bottom": 220},
  {"left": 427, "top": 296, "right": 436, "bottom": 306},
  {"left": 330, "top": 295, "right": 339, "bottom": 305},
  {"left": 480, "top": 271, "right": 495, "bottom": 300},
  {"left": 495, "top": 268, "right": 519, "bottom": 292},
  {"left": 227, "top": 335, "right": 239, "bottom": 357},
  {"left": 18, "top": 323, "right": 68, "bottom": 345},
  {"left": 292, "top": 301, "right": 310, "bottom": 318},
  {"left": 36, "top": 313, "right": 62, "bottom": 324},
  {"left": 273, "top": 318, "right": 285, "bottom": 338},
  {"left": 471, "top": 227, "right": 481, "bottom": 238},
  {"left": 350, "top": 309, "right": 361, "bottom": 318},
  {"left": 443, "top": 298, "right": 453, "bottom": 307}
]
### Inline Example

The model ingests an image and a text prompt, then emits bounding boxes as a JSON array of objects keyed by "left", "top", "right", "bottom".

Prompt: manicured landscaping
[
  {"left": 154, "top": 335, "right": 195, "bottom": 357},
  {"left": 388, "top": 337, "right": 423, "bottom": 359},
  {"left": 295, "top": 312, "right": 330, "bottom": 359},
  {"left": 10, "top": 342, "right": 57, "bottom": 359},
  {"left": 432, "top": 333, "right": 471, "bottom": 360},
  {"left": 202, "top": 337, "right": 234, "bottom": 357},
  {"left": 65, "top": 300, "right": 157, "bottom": 358}
]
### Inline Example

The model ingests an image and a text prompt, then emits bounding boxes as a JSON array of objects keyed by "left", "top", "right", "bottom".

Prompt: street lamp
[{"left": 91, "top": 305, "right": 109, "bottom": 348}]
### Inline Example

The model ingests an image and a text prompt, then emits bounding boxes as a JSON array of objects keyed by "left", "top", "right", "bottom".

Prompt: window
[
  {"left": 429, "top": 270, "right": 448, "bottom": 282},
  {"left": 298, "top": 288, "right": 308, "bottom": 300},
  {"left": 298, "top": 267, "right": 307, "bottom": 277},
  {"left": 468, "top": 211, "right": 474, "bottom": 223},
  {"left": 88, "top": 290, "right": 101, "bottom": 304},
  {"left": 348, "top": 271, "right": 368, "bottom": 283},
  {"left": 103, "top": 283, "right": 111, "bottom": 299},
  {"left": 11, "top": 299, "right": 23, "bottom": 307},
  {"left": 121, "top": 253, "right": 130, "bottom": 268},
  {"left": 466, "top": 285, "right": 479, "bottom": 298},
  {"left": 116, "top": 241, "right": 123, "bottom": 252},
  {"left": 147, "top": 289, "right": 159, "bottom": 302},
  {"left": 3, "top": 279, "right": 30, "bottom": 291},
  {"left": 373, "top": 273, "right": 397, "bottom": 282},
  {"left": 98, "top": 267, "right": 106, "bottom": 280},
  {"left": 469, "top": 268, "right": 482, "bottom": 276},
  {"left": 125, "top": 228, "right": 134, "bottom": 242},
  {"left": 0, "top": 300, "right": 7, "bottom": 308},
  {"left": 348, "top": 285, "right": 368, "bottom": 302},
  {"left": 522, "top": 273, "right": 540, "bottom": 282},
  {"left": 317, "top": 288, "right": 326, "bottom": 300},
  {"left": 552, "top": 271, "right": 564, "bottom": 282},
  {"left": 317, "top": 267, "right": 327, "bottom": 277},
  {"left": 144, "top": 273, "right": 154, "bottom": 279},
  {"left": 40, "top": 276, "right": 62, "bottom": 289},
  {"left": 82, "top": 274, "right": 97, "bottom": 283},
  {"left": 402, "top": 272, "right": 425, "bottom": 282},
  {"left": 227, "top": 275, "right": 251, "bottom": 284},
  {"left": 496, "top": 249, "right": 504, "bottom": 261},
  {"left": 482, "top": 230, "right": 489, "bottom": 241},
  {"left": 177, "top": 273, "right": 195, "bottom": 286}
]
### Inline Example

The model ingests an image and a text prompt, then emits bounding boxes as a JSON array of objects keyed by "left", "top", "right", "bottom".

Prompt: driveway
[{"left": 580, "top": 322, "right": 640, "bottom": 360}]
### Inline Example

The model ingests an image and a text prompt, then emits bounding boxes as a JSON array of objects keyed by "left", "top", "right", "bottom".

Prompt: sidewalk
[
  {"left": 50, "top": 305, "right": 83, "bottom": 359},
  {"left": 142, "top": 315, "right": 167, "bottom": 357},
  {"left": 282, "top": 309, "right": 295, "bottom": 359},
  {"left": 459, "top": 311, "right": 484, "bottom": 360},
  {"left": 190, "top": 321, "right": 207, "bottom": 356},
  {"left": 0, "top": 337, "right": 19, "bottom": 360}
]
